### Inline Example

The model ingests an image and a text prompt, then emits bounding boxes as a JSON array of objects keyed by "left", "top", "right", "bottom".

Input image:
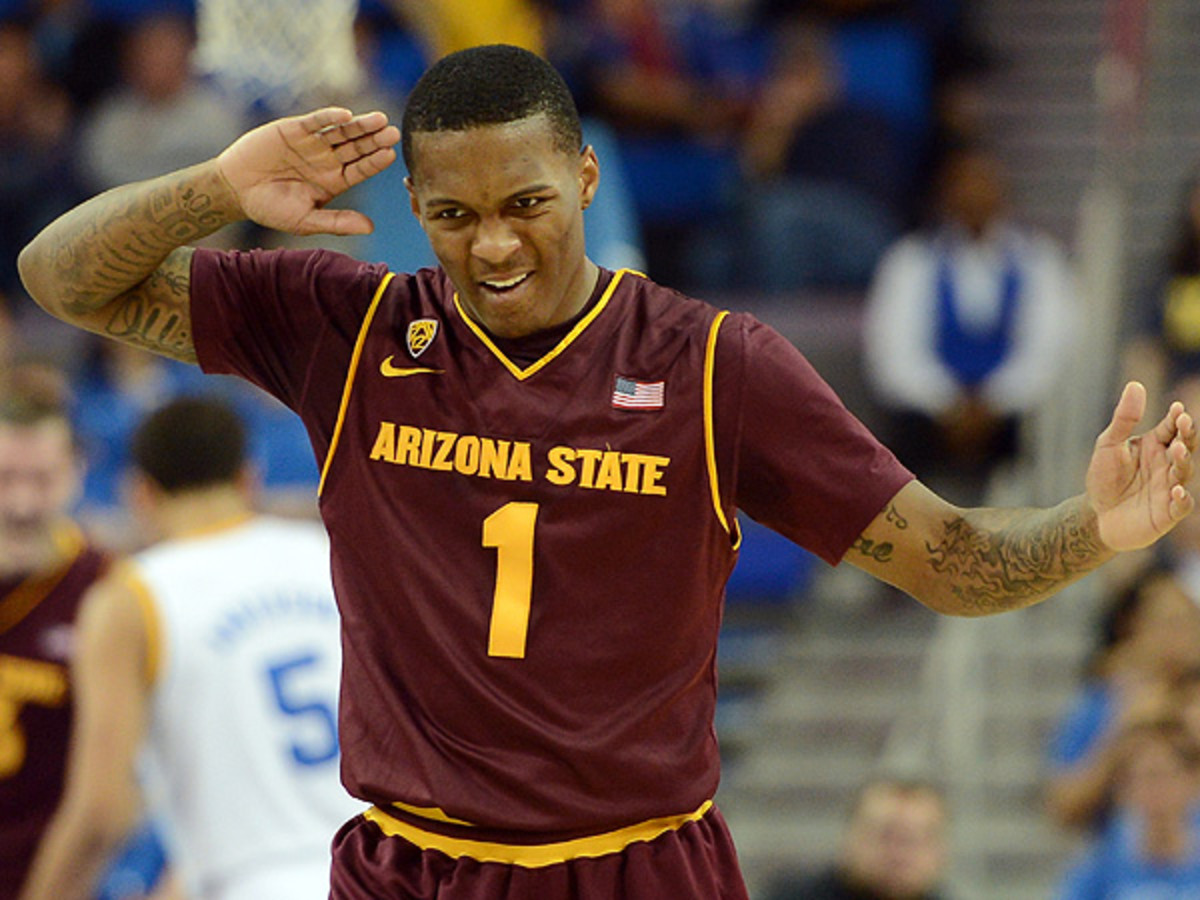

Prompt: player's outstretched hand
[
  {"left": 216, "top": 107, "right": 400, "bottom": 236},
  {"left": 1087, "top": 381, "right": 1196, "bottom": 551}
]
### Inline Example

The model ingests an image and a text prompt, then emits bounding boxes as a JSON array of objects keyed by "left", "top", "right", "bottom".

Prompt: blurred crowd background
[{"left": 5, "top": 0, "right": 1200, "bottom": 898}]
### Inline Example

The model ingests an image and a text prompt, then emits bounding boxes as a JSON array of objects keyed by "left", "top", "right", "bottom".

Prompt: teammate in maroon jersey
[
  {"left": 1, "top": 376, "right": 173, "bottom": 900},
  {"left": 0, "top": 377, "right": 109, "bottom": 897},
  {"left": 17, "top": 44, "right": 1198, "bottom": 900}
]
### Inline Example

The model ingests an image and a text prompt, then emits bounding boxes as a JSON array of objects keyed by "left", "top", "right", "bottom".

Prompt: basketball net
[{"left": 193, "top": 0, "right": 365, "bottom": 116}]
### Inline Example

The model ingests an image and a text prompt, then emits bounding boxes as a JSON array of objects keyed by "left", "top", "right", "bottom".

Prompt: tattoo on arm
[
  {"left": 52, "top": 167, "right": 231, "bottom": 316},
  {"left": 851, "top": 536, "right": 894, "bottom": 562},
  {"left": 102, "top": 253, "right": 196, "bottom": 363},
  {"left": 885, "top": 504, "right": 908, "bottom": 529},
  {"left": 924, "top": 501, "right": 1107, "bottom": 613},
  {"left": 851, "top": 504, "right": 905, "bottom": 563}
]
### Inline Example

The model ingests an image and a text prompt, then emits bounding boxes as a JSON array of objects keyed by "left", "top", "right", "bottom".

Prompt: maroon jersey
[
  {"left": 192, "top": 249, "right": 912, "bottom": 837},
  {"left": 0, "top": 529, "right": 109, "bottom": 897}
]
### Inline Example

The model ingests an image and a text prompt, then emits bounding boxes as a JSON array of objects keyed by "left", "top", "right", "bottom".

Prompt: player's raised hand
[
  {"left": 1087, "top": 381, "right": 1196, "bottom": 550},
  {"left": 215, "top": 107, "right": 400, "bottom": 236}
]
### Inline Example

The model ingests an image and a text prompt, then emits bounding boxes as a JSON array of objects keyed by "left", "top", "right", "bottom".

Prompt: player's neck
[
  {"left": 563, "top": 258, "right": 601, "bottom": 326},
  {"left": 155, "top": 485, "right": 254, "bottom": 541}
]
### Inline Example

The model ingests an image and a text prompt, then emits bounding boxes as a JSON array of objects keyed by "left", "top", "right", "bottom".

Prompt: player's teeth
[{"left": 485, "top": 274, "right": 527, "bottom": 289}]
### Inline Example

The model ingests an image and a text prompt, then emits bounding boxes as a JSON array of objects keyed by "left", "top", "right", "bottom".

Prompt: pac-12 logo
[{"left": 406, "top": 319, "right": 438, "bottom": 359}]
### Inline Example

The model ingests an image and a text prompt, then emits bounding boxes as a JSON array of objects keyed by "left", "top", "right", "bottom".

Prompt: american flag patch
[{"left": 612, "top": 375, "right": 665, "bottom": 410}]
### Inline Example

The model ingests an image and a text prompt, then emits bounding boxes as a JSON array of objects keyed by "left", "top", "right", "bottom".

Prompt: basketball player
[
  {"left": 16, "top": 44, "right": 1197, "bottom": 899},
  {"left": 20, "top": 397, "right": 360, "bottom": 900},
  {"left": 0, "top": 370, "right": 176, "bottom": 899},
  {"left": 0, "top": 376, "right": 111, "bottom": 899}
]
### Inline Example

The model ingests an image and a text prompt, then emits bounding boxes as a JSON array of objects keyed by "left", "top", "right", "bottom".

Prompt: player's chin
[
  {"left": 0, "top": 535, "right": 46, "bottom": 569},
  {"left": 473, "top": 296, "right": 543, "bottom": 339},
  {"left": 482, "top": 311, "right": 538, "bottom": 340}
]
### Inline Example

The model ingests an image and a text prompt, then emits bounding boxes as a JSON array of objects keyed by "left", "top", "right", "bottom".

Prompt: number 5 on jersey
[{"left": 483, "top": 502, "right": 539, "bottom": 659}]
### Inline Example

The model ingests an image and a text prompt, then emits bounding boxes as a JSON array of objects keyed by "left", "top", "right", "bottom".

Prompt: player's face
[
  {"left": 0, "top": 418, "right": 80, "bottom": 576},
  {"left": 407, "top": 115, "right": 599, "bottom": 339}
]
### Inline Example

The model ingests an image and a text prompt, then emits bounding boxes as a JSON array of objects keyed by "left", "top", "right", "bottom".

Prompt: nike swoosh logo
[
  {"left": 380, "top": 356, "right": 443, "bottom": 377},
  {"left": 380, "top": 356, "right": 444, "bottom": 377}
]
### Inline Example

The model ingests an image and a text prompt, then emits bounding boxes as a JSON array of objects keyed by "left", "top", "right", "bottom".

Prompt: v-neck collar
[{"left": 453, "top": 269, "right": 631, "bottom": 381}]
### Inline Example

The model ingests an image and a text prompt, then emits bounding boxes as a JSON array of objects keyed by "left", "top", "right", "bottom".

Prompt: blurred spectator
[
  {"left": 1055, "top": 718, "right": 1200, "bottom": 900},
  {"left": 2, "top": 1, "right": 193, "bottom": 135},
  {"left": 78, "top": 12, "right": 246, "bottom": 194},
  {"left": 862, "top": 144, "right": 1077, "bottom": 504},
  {"left": 708, "top": 0, "right": 989, "bottom": 294},
  {"left": 723, "top": 16, "right": 906, "bottom": 291},
  {"left": 762, "top": 776, "right": 952, "bottom": 900},
  {"left": 760, "top": 0, "right": 983, "bottom": 153},
  {"left": 0, "top": 17, "right": 81, "bottom": 328},
  {"left": 16, "top": 0, "right": 122, "bottom": 115},
  {"left": 1044, "top": 566, "right": 1200, "bottom": 835},
  {"left": 555, "top": 0, "right": 768, "bottom": 287}
]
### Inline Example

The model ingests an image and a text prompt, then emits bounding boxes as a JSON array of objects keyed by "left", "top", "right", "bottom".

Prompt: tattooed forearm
[
  {"left": 18, "top": 161, "right": 238, "bottom": 337},
  {"left": 924, "top": 498, "right": 1109, "bottom": 614},
  {"left": 102, "top": 252, "right": 196, "bottom": 362},
  {"left": 16, "top": 161, "right": 236, "bottom": 363},
  {"left": 50, "top": 167, "right": 235, "bottom": 314}
]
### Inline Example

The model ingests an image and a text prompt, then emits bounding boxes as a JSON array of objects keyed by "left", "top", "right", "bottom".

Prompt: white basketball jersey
[{"left": 130, "top": 516, "right": 362, "bottom": 900}]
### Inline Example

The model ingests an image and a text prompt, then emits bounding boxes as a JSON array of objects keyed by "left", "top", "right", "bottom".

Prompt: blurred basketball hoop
[{"left": 193, "top": 0, "right": 365, "bottom": 116}]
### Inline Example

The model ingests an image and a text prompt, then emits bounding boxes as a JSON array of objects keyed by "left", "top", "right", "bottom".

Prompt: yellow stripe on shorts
[{"left": 363, "top": 799, "right": 713, "bottom": 867}]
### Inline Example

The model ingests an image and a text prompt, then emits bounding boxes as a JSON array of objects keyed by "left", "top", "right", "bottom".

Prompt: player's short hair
[
  {"left": 401, "top": 43, "right": 582, "bottom": 174},
  {"left": 131, "top": 395, "right": 246, "bottom": 493},
  {"left": 0, "top": 364, "right": 72, "bottom": 430}
]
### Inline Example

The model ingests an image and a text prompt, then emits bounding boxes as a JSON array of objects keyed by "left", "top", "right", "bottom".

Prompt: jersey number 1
[{"left": 483, "top": 502, "right": 539, "bottom": 659}]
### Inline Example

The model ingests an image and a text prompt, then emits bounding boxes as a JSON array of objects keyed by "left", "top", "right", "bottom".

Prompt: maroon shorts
[{"left": 329, "top": 802, "right": 749, "bottom": 900}]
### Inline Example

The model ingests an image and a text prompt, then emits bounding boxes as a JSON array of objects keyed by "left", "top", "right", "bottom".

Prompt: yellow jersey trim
[
  {"left": 50, "top": 520, "right": 86, "bottom": 559},
  {"left": 118, "top": 562, "right": 162, "bottom": 688},
  {"left": 362, "top": 799, "right": 713, "bottom": 868},
  {"left": 319, "top": 272, "right": 396, "bottom": 496},
  {"left": 703, "top": 312, "right": 732, "bottom": 538},
  {"left": 389, "top": 799, "right": 477, "bottom": 828},
  {"left": 0, "top": 523, "right": 86, "bottom": 636},
  {"left": 452, "top": 269, "right": 632, "bottom": 381}
]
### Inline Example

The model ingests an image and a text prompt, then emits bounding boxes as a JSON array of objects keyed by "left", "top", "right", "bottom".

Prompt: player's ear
[
  {"left": 121, "top": 469, "right": 160, "bottom": 530},
  {"left": 579, "top": 145, "right": 599, "bottom": 211},
  {"left": 405, "top": 175, "right": 422, "bottom": 222},
  {"left": 235, "top": 461, "right": 261, "bottom": 502}
]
